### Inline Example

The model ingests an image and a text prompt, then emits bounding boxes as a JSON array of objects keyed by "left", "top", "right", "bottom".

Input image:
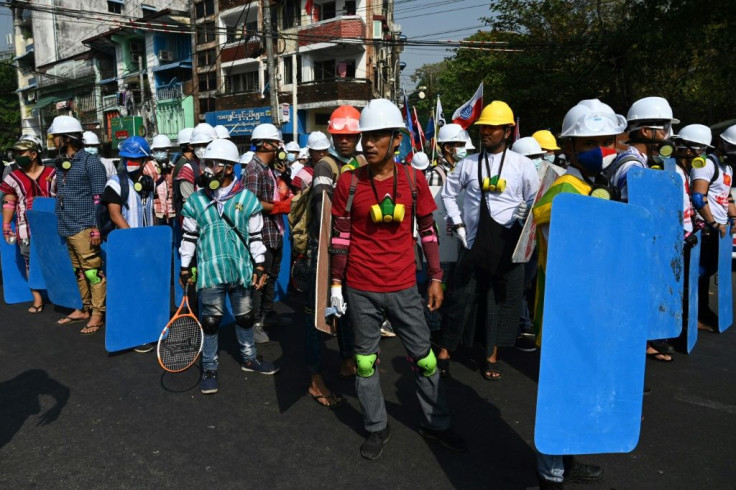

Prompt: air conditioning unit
[
  {"left": 131, "top": 53, "right": 144, "bottom": 65},
  {"left": 158, "top": 50, "right": 174, "bottom": 62}
]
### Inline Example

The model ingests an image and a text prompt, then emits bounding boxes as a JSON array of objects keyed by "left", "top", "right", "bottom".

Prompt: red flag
[
  {"left": 305, "top": 0, "right": 313, "bottom": 14},
  {"left": 451, "top": 83, "right": 484, "bottom": 129},
  {"left": 412, "top": 107, "right": 425, "bottom": 150}
]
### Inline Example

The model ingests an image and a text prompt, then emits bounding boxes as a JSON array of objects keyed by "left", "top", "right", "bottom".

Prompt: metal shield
[
  {"left": 25, "top": 209, "right": 83, "bottom": 310},
  {"left": 105, "top": 226, "right": 172, "bottom": 352},
  {"left": 535, "top": 193, "right": 652, "bottom": 455},
  {"left": 627, "top": 167, "right": 684, "bottom": 339},
  {"left": 718, "top": 226, "right": 733, "bottom": 333}
]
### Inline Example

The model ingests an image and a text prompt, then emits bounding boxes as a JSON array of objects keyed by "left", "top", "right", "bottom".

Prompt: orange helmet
[{"left": 328, "top": 105, "right": 361, "bottom": 135}]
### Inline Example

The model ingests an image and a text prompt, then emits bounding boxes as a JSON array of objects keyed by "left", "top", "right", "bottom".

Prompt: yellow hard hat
[
  {"left": 532, "top": 130, "right": 561, "bottom": 151},
  {"left": 474, "top": 101, "right": 515, "bottom": 126}
]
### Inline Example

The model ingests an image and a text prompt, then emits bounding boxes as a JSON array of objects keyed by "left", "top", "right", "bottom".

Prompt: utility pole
[{"left": 262, "top": 0, "right": 280, "bottom": 127}]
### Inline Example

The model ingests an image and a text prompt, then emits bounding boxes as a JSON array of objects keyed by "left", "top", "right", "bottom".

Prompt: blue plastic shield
[
  {"left": 535, "top": 194, "right": 652, "bottom": 455},
  {"left": 718, "top": 227, "right": 733, "bottom": 333},
  {"left": 27, "top": 237, "right": 47, "bottom": 291},
  {"left": 0, "top": 222, "right": 33, "bottom": 304},
  {"left": 274, "top": 215, "right": 290, "bottom": 302},
  {"left": 627, "top": 167, "right": 684, "bottom": 339},
  {"left": 31, "top": 197, "right": 55, "bottom": 213},
  {"left": 663, "top": 157, "right": 677, "bottom": 173},
  {"left": 686, "top": 232, "right": 701, "bottom": 353},
  {"left": 105, "top": 227, "right": 172, "bottom": 352},
  {"left": 25, "top": 210, "right": 83, "bottom": 310}
]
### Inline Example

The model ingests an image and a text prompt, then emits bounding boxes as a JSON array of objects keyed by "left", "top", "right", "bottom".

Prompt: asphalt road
[{"left": 0, "top": 277, "right": 735, "bottom": 489}]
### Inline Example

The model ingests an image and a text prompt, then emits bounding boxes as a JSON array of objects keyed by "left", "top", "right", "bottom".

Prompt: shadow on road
[{"left": 0, "top": 369, "right": 70, "bottom": 450}]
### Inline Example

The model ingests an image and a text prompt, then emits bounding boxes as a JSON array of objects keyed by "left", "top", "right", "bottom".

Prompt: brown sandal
[{"left": 309, "top": 392, "right": 344, "bottom": 408}]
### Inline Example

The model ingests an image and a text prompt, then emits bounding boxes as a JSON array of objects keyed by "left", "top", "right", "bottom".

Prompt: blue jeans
[{"left": 199, "top": 282, "right": 256, "bottom": 372}]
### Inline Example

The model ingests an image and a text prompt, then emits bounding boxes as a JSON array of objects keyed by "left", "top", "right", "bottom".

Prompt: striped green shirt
[{"left": 181, "top": 187, "right": 263, "bottom": 289}]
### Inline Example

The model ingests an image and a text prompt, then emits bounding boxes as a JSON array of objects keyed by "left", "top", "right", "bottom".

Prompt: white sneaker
[{"left": 380, "top": 320, "right": 396, "bottom": 338}]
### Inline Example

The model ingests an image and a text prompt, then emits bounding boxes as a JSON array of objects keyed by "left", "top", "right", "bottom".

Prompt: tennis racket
[{"left": 157, "top": 283, "right": 203, "bottom": 372}]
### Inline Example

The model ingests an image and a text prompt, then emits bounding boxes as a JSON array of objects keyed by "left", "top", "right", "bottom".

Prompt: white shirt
[
  {"left": 442, "top": 148, "right": 540, "bottom": 248},
  {"left": 691, "top": 155, "right": 732, "bottom": 224},
  {"left": 610, "top": 146, "right": 647, "bottom": 202},
  {"left": 675, "top": 165, "right": 694, "bottom": 233}
]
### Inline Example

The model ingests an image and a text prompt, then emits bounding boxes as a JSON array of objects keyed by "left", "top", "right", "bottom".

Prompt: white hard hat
[
  {"left": 285, "top": 141, "right": 301, "bottom": 152},
  {"left": 20, "top": 134, "right": 43, "bottom": 149},
  {"left": 49, "top": 115, "right": 83, "bottom": 135},
  {"left": 239, "top": 151, "right": 255, "bottom": 164},
  {"left": 203, "top": 138, "right": 240, "bottom": 164},
  {"left": 674, "top": 124, "right": 713, "bottom": 148},
  {"left": 359, "top": 98, "right": 406, "bottom": 132},
  {"left": 411, "top": 151, "right": 430, "bottom": 171},
  {"left": 307, "top": 131, "right": 330, "bottom": 150},
  {"left": 437, "top": 123, "right": 466, "bottom": 144},
  {"left": 720, "top": 124, "right": 736, "bottom": 146},
  {"left": 463, "top": 131, "right": 476, "bottom": 150},
  {"left": 191, "top": 123, "right": 217, "bottom": 145},
  {"left": 177, "top": 128, "right": 194, "bottom": 145},
  {"left": 626, "top": 96, "right": 679, "bottom": 125},
  {"left": 511, "top": 136, "right": 545, "bottom": 157},
  {"left": 251, "top": 123, "right": 282, "bottom": 143},
  {"left": 151, "top": 134, "right": 173, "bottom": 150},
  {"left": 214, "top": 125, "right": 231, "bottom": 139},
  {"left": 82, "top": 131, "right": 100, "bottom": 146},
  {"left": 559, "top": 99, "right": 627, "bottom": 138}
]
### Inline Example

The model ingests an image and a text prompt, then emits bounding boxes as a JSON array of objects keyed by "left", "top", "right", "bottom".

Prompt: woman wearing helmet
[
  {"left": 329, "top": 98, "right": 464, "bottom": 459},
  {"left": 50, "top": 115, "right": 108, "bottom": 333},
  {"left": 150, "top": 134, "right": 176, "bottom": 225},
  {"left": 179, "top": 138, "right": 277, "bottom": 394},
  {"left": 1, "top": 138, "right": 56, "bottom": 313}
]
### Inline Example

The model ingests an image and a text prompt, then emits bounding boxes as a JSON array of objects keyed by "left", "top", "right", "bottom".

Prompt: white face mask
[
  {"left": 453, "top": 147, "right": 467, "bottom": 161},
  {"left": 84, "top": 147, "right": 99, "bottom": 155},
  {"left": 531, "top": 157, "right": 543, "bottom": 171},
  {"left": 543, "top": 154, "right": 555, "bottom": 164},
  {"left": 194, "top": 147, "right": 206, "bottom": 159}
]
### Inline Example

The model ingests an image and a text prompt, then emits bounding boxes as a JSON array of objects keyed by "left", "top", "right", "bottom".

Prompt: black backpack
[{"left": 96, "top": 170, "right": 130, "bottom": 241}]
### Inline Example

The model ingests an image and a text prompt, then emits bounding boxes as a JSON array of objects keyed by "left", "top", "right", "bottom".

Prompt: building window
[
  {"left": 344, "top": 1, "right": 356, "bottom": 15},
  {"left": 314, "top": 59, "right": 336, "bottom": 81},
  {"left": 199, "top": 97, "right": 215, "bottom": 115},
  {"left": 282, "top": 0, "right": 300, "bottom": 29},
  {"left": 283, "top": 56, "right": 301, "bottom": 84},
  {"left": 141, "top": 4, "right": 156, "bottom": 15},
  {"left": 197, "top": 49, "right": 216, "bottom": 67},
  {"left": 198, "top": 71, "right": 217, "bottom": 92},
  {"left": 196, "top": 21, "right": 216, "bottom": 44},
  {"left": 227, "top": 71, "right": 259, "bottom": 94},
  {"left": 337, "top": 60, "right": 356, "bottom": 78},
  {"left": 107, "top": 0, "right": 122, "bottom": 14},
  {"left": 195, "top": 0, "right": 214, "bottom": 19},
  {"left": 321, "top": 1, "right": 336, "bottom": 20}
]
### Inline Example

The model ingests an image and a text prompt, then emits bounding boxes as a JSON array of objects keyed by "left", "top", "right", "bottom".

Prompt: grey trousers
[{"left": 345, "top": 285, "right": 450, "bottom": 433}]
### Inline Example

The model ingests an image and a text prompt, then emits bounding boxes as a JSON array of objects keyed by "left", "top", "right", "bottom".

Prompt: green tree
[{"left": 0, "top": 62, "right": 21, "bottom": 151}]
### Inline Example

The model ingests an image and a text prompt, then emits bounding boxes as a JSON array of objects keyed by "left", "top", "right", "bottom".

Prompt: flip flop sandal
[
  {"left": 309, "top": 392, "right": 345, "bottom": 408},
  {"left": 646, "top": 351, "right": 673, "bottom": 363},
  {"left": 80, "top": 324, "right": 103, "bottom": 336},
  {"left": 28, "top": 305, "right": 44, "bottom": 314},
  {"left": 481, "top": 361, "right": 502, "bottom": 380},
  {"left": 57, "top": 315, "right": 88, "bottom": 325}
]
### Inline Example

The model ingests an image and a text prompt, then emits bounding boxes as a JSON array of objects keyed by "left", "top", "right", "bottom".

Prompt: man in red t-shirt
[{"left": 329, "top": 99, "right": 465, "bottom": 460}]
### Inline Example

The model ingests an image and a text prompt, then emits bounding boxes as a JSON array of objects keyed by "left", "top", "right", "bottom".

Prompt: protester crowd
[{"left": 2, "top": 94, "right": 735, "bottom": 489}]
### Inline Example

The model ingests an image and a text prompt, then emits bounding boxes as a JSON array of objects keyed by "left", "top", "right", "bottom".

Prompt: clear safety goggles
[
  {"left": 203, "top": 159, "right": 229, "bottom": 168},
  {"left": 572, "top": 112, "right": 627, "bottom": 135},
  {"left": 330, "top": 118, "right": 360, "bottom": 132}
]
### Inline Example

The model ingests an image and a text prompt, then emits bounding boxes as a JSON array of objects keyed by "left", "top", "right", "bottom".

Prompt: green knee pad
[
  {"left": 415, "top": 350, "right": 437, "bottom": 377},
  {"left": 355, "top": 353, "right": 377, "bottom": 377},
  {"left": 84, "top": 268, "right": 102, "bottom": 285}
]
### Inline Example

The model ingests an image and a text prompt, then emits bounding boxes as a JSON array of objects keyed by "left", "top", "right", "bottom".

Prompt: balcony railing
[
  {"left": 297, "top": 78, "right": 371, "bottom": 105},
  {"left": 298, "top": 17, "right": 365, "bottom": 48},
  {"left": 157, "top": 83, "right": 183, "bottom": 101}
]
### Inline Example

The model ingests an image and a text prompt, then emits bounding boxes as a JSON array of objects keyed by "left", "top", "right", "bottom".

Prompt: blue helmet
[{"left": 118, "top": 136, "right": 151, "bottom": 159}]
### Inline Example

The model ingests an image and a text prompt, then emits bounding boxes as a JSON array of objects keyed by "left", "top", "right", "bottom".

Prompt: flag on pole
[
  {"left": 436, "top": 96, "right": 446, "bottom": 128},
  {"left": 451, "top": 83, "right": 484, "bottom": 129},
  {"left": 412, "top": 107, "right": 425, "bottom": 150},
  {"left": 402, "top": 93, "right": 417, "bottom": 152},
  {"left": 305, "top": 0, "right": 314, "bottom": 14},
  {"left": 425, "top": 115, "right": 435, "bottom": 140}
]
